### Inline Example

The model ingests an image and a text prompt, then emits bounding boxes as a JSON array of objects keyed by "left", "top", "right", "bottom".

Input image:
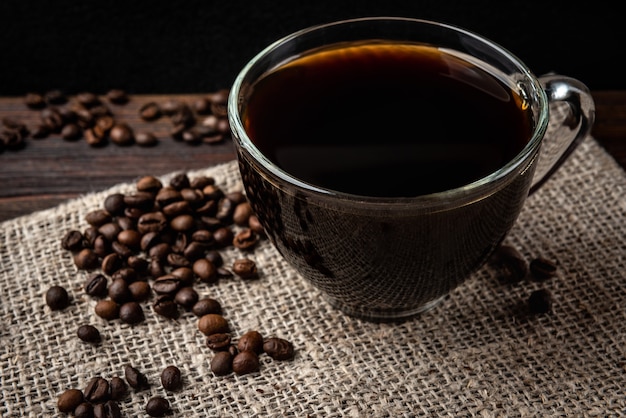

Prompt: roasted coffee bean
[
  {"left": 92, "top": 235, "right": 111, "bottom": 258},
  {"left": 103, "top": 193, "right": 126, "bottom": 216},
  {"left": 146, "top": 396, "right": 172, "bottom": 417},
  {"left": 205, "top": 250, "right": 223, "bottom": 267},
  {"left": 232, "top": 350, "right": 260, "bottom": 375},
  {"left": 149, "top": 258, "right": 167, "bottom": 279},
  {"left": 57, "top": 388, "right": 84, "bottom": 413},
  {"left": 43, "top": 89, "right": 67, "bottom": 105},
  {"left": 41, "top": 107, "right": 64, "bottom": 132},
  {"left": 139, "top": 101, "right": 162, "bottom": 120},
  {"left": 85, "top": 273, "right": 108, "bottom": 297},
  {"left": 162, "top": 200, "right": 191, "bottom": 218},
  {"left": 530, "top": 257, "right": 558, "bottom": 281},
  {"left": 237, "top": 330, "right": 264, "bottom": 354},
  {"left": 232, "top": 258, "right": 258, "bottom": 280},
  {"left": 492, "top": 245, "right": 529, "bottom": 283},
  {"left": 25, "top": 92, "right": 46, "bottom": 109},
  {"left": 117, "top": 229, "right": 142, "bottom": 250},
  {"left": 167, "top": 252, "right": 191, "bottom": 268},
  {"left": 156, "top": 187, "right": 183, "bottom": 206},
  {"left": 77, "top": 324, "right": 101, "bottom": 343},
  {"left": 116, "top": 216, "right": 136, "bottom": 231},
  {"left": 153, "top": 295, "right": 180, "bottom": 319},
  {"left": 153, "top": 274, "right": 183, "bottom": 295},
  {"left": 30, "top": 123, "right": 50, "bottom": 139},
  {"left": 210, "top": 351, "right": 233, "bottom": 376},
  {"left": 109, "top": 123, "right": 134, "bottom": 146},
  {"left": 263, "top": 337, "right": 295, "bottom": 360},
  {"left": 84, "top": 376, "right": 110, "bottom": 403},
  {"left": 192, "top": 297, "right": 222, "bottom": 317},
  {"left": 94, "top": 299, "right": 120, "bottom": 320},
  {"left": 182, "top": 128, "right": 202, "bottom": 144},
  {"left": 106, "top": 89, "right": 129, "bottom": 104},
  {"left": 124, "top": 192, "right": 155, "bottom": 210},
  {"left": 170, "top": 266, "right": 195, "bottom": 286},
  {"left": 74, "top": 402, "right": 94, "bottom": 418},
  {"left": 136, "top": 175, "right": 163, "bottom": 193},
  {"left": 135, "top": 131, "right": 158, "bottom": 147},
  {"left": 206, "top": 333, "right": 231, "bottom": 351},
  {"left": 248, "top": 215, "right": 265, "bottom": 236},
  {"left": 192, "top": 97, "right": 212, "bottom": 114},
  {"left": 128, "top": 280, "right": 151, "bottom": 301},
  {"left": 528, "top": 289, "right": 553, "bottom": 314},
  {"left": 61, "top": 230, "right": 85, "bottom": 251},
  {"left": 119, "top": 301, "right": 145, "bottom": 324},
  {"left": 74, "top": 248, "right": 99, "bottom": 270},
  {"left": 212, "top": 227, "right": 234, "bottom": 247},
  {"left": 93, "top": 400, "right": 122, "bottom": 418},
  {"left": 76, "top": 92, "right": 100, "bottom": 108},
  {"left": 61, "top": 123, "right": 82, "bottom": 140},
  {"left": 198, "top": 313, "right": 229, "bottom": 336},
  {"left": 124, "top": 364, "right": 149, "bottom": 390},
  {"left": 160, "top": 365, "right": 182, "bottom": 391},
  {"left": 174, "top": 286, "right": 199, "bottom": 309},
  {"left": 233, "top": 229, "right": 258, "bottom": 250},
  {"left": 46, "top": 285, "right": 70, "bottom": 310},
  {"left": 98, "top": 222, "right": 122, "bottom": 242},
  {"left": 111, "top": 241, "right": 133, "bottom": 259},
  {"left": 138, "top": 211, "right": 168, "bottom": 234},
  {"left": 233, "top": 202, "right": 253, "bottom": 226},
  {"left": 183, "top": 241, "right": 207, "bottom": 261},
  {"left": 193, "top": 258, "right": 217, "bottom": 283},
  {"left": 210, "top": 89, "right": 229, "bottom": 117},
  {"left": 86, "top": 209, "right": 113, "bottom": 227},
  {"left": 111, "top": 267, "right": 137, "bottom": 283},
  {"left": 102, "top": 253, "right": 123, "bottom": 276},
  {"left": 169, "top": 173, "right": 191, "bottom": 190},
  {"left": 108, "top": 278, "right": 132, "bottom": 303},
  {"left": 83, "top": 226, "right": 99, "bottom": 247},
  {"left": 109, "top": 376, "right": 127, "bottom": 401}
]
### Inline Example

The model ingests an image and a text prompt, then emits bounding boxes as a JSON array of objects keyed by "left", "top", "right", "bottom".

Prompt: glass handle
[{"left": 529, "top": 74, "right": 596, "bottom": 194}]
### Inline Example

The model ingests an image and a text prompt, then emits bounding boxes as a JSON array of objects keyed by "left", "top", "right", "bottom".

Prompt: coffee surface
[{"left": 243, "top": 42, "right": 533, "bottom": 197}]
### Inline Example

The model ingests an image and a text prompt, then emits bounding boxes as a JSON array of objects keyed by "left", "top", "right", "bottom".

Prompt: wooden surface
[{"left": 0, "top": 91, "right": 624, "bottom": 223}]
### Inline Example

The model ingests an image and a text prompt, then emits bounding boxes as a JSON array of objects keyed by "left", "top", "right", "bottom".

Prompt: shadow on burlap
[{"left": 1, "top": 131, "right": 625, "bottom": 416}]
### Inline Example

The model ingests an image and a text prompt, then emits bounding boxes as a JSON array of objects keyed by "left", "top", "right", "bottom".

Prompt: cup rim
[{"left": 228, "top": 16, "right": 549, "bottom": 205}]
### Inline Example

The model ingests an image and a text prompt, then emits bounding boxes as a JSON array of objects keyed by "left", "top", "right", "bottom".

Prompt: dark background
[{"left": 0, "top": 0, "right": 621, "bottom": 95}]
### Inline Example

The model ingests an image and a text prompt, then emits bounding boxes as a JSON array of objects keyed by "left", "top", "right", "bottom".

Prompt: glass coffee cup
[{"left": 228, "top": 17, "right": 595, "bottom": 321}]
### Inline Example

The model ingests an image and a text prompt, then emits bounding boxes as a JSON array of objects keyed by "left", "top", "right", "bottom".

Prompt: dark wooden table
[{"left": 0, "top": 91, "right": 624, "bottom": 223}]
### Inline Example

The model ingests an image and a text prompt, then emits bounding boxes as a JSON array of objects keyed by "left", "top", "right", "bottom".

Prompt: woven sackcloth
[{"left": 2, "top": 128, "right": 626, "bottom": 416}]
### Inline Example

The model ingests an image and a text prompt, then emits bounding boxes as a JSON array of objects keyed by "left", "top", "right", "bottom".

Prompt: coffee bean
[
  {"left": 153, "top": 295, "right": 180, "bottom": 319},
  {"left": 233, "top": 228, "right": 258, "bottom": 250},
  {"left": 85, "top": 273, "right": 108, "bottom": 297},
  {"left": 160, "top": 365, "right": 182, "bottom": 391},
  {"left": 528, "top": 289, "right": 553, "bottom": 314},
  {"left": 76, "top": 92, "right": 100, "bottom": 108},
  {"left": 86, "top": 209, "right": 113, "bottom": 227},
  {"left": 263, "top": 337, "right": 295, "bottom": 360},
  {"left": 61, "top": 123, "right": 82, "bottom": 140},
  {"left": 74, "top": 402, "right": 94, "bottom": 418},
  {"left": 44, "top": 89, "right": 68, "bottom": 105},
  {"left": 153, "top": 274, "right": 184, "bottom": 295},
  {"left": 25, "top": 92, "right": 46, "bottom": 109},
  {"left": 93, "top": 400, "right": 122, "bottom": 418},
  {"left": 108, "top": 278, "right": 132, "bottom": 303},
  {"left": 106, "top": 89, "right": 129, "bottom": 104},
  {"left": 107, "top": 376, "right": 126, "bottom": 401},
  {"left": 192, "top": 297, "right": 222, "bottom": 317},
  {"left": 84, "top": 376, "right": 110, "bottom": 404},
  {"left": 74, "top": 248, "right": 100, "bottom": 270},
  {"left": 198, "top": 313, "right": 229, "bottom": 336},
  {"left": 492, "top": 245, "right": 529, "bottom": 283},
  {"left": 119, "top": 301, "right": 145, "bottom": 324},
  {"left": 193, "top": 258, "right": 217, "bottom": 283},
  {"left": 206, "top": 333, "right": 231, "bottom": 351},
  {"left": 146, "top": 396, "right": 172, "bottom": 417},
  {"left": 210, "top": 351, "right": 233, "bottom": 376},
  {"left": 94, "top": 299, "right": 120, "bottom": 320},
  {"left": 135, "top": 131, "right": 158, "bottom": 147},
  {"left": 232, "top": 258, "right": 258, "bottom": 280},
  {"left": 139, "top": 102, "right": 162, "bottom": 121},
  {"left": 530, "top": 257, "right": 558, "bottom": 281},
  {"left": 57, "top": 388, "right": 84, "bottom": 413},
  {"left": 46, "top": 285, "right": 70, "bottom": 310},
  {"left": 77, "top": 324, "right": 101, "bottom": 343},
  {"left": 128, "top": 280, "right": 151, "bottom": 302},
  {"left": 174, "top": 286, "right": 199, "bottom": 309},
  {"left": 102, "top": 253, "right": 123, "bottom": 276},
  {"left": 237, "top": 330, "right": 264, "bottom": 354},
  {"left": 109, "top": 123, "right": 134, "bottom": 146},
  {"left": 124, "top": 364, "right": 149, "bottom": 390},
  {"left": 103, "top": 193, "right": 126, "bottom": 216},
  {"left": 117, "top": 229, "right": 142, "bottom": 250},
  {"left": 232, "top": 350, "right": 260, "bottom": 375}
]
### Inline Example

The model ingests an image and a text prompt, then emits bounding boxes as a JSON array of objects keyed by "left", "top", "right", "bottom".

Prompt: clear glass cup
[{"left": 228, "top": 17, "right": 595, "bottom": 321}]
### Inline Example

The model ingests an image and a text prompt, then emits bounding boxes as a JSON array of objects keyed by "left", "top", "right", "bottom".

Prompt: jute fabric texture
[{"left": 1, "top": 134, "right": 625, "bottom": 417}]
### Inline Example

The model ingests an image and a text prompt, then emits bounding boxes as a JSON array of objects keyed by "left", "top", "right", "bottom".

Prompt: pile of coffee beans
[
  {"left": 52, "top": 171, "right": 295, "bottom": 415},
  {"left": 490, "top": 244, "right": 558, "bottom": 314},
  {"left": 57, "top": 364, "right": 176, "bottom": 417},
  {"left": 0, "top": 88, "right": 231, "bottom": 153}
]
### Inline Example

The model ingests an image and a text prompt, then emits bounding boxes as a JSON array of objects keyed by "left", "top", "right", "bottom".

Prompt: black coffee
[{"left": 243, "top": 42, "right": 533, "bottom": 197}]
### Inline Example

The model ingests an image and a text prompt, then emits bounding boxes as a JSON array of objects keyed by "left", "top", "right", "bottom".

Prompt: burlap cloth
[{"left": 2, "top": 131, "right": 626, "bottom": 417}]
